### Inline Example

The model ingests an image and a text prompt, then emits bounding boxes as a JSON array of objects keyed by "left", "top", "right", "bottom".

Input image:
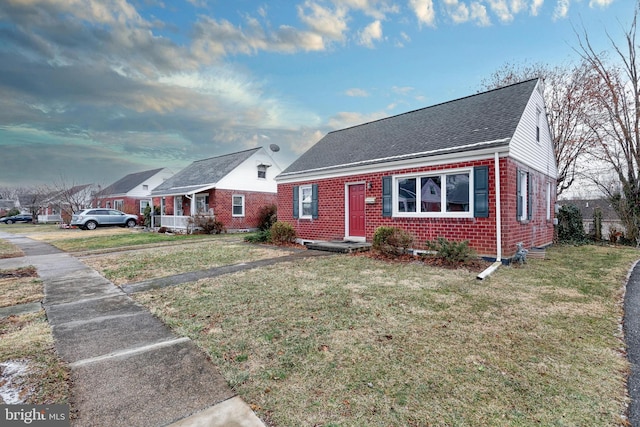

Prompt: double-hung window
[
  {"left": 232, "top": 195, "right": 245, "bottom": 217},
  {"left": 293, "top": 184, "right": 318, "bottom": 219},
  {"left": 394, "top": 169, "right": 472, "bottom": 217},
  {"left": 517, "top": 169, "right": 532, "bottom": 221},
  {"left": 300, "top": 185, "right": 313, "bottom": 218},
  {"left": 195, "top": 194, "right": 210, "bottom": 214},
  {"left": 139, "top": 199, "right": 151, "bottom": 215}
]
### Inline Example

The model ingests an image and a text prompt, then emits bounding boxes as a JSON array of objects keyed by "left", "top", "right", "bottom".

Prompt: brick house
[
  {"left": 276, "top": 79, "right": 557, "bottom": 260},
  {"left": 96, "top": 168, "right": 174, "bottom": 220},
  {"left": 150, "top": 148, "right": 280, "bottom": 231}
]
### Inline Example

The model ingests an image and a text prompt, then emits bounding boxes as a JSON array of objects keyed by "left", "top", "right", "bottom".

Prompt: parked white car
[{"left": 71, "top": 209, "right": 138, "bottom": 230}]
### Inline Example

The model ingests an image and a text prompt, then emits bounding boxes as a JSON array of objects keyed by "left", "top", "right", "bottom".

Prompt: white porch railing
[
  {"left": 38, "top": 215, "right": 63, "bottom": 223},
  {"left": 158, "top": 215, "right": 190, "bottom": 230}
]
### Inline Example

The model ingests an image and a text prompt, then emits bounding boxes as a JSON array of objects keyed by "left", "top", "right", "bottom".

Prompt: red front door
[{"left": 348, "top": 184, "right": 366, "bottom": 237}]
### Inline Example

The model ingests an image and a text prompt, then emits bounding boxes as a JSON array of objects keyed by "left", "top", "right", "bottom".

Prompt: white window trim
[
  {"left": 139, "top": 199, "right": 151, "bottom": 215},
  {"left": 195, "top": 193, "right": 210, "bottom": 214},
  {"left": 298, "top": 185, "right": 313, "bottom": 219},
  {"left": 546, "top": 181, "right": 551, "bottom": 221},
  {"left": 232, "top": 194, "right": 245, "bottom": 217},
  {"left": 392, "top": 167, "right": 474, "bottom": 218},
  {"left": 518, "top": 170, "right": 529, "bottom": 222},
  {"left": 257, "top": 165, "right": 267, "bottom": 180}
]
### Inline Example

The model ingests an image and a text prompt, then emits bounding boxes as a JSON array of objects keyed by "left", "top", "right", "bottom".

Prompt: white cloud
[
  {"left": 298, "top": 1, "right": 349, "bottom": 42},
  {"left": 358, "top": 20, "right": 383, "bottom": 47},
  {"left": 530, "top": 0, "right": 544, "bottom": 16},
  {"left": 392, "top": 86, "right": 414, "bottom": 95},
  {"left": 345, "top": 88, "right": 370, "bottom": 97},
  {"left": 443, "top": 0, "right": 470, "bottom": 24},
  {"left": 328, "top": 111, "right": 388, "bottom": 129},
  {"left": 589, "top": 0, "right": 614, "bottom": 7},
  {"left": 335, "top": 0, "right": 400, "bottom": 19},
  {"left": 191, "top": 16, "right": 326, "bottom": 60},
  {"left": 486, "top": 0, "right": 514, "bottom": 23},
  {"left": 553, "top": 0, "right": 570, "bottom": 20},
  {"left": 470, "top": 2, "right": 491, "bottom": 26},
  {"left": 409, "top": 0, "right": 436, "bottom": 27}
]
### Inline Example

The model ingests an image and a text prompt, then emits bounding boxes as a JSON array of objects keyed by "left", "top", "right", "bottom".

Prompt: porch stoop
[{"left": 305, "top": 240, "right": 372, "bottom": 254}]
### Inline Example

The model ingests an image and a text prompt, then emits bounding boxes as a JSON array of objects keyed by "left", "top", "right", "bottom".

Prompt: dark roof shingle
[
  {"left": 151, "top": 148, "right": 260, "bottom": 196},
  {"left": 280, "top": 79, "right": 538, "bottom": 176},
  {"left": 99, "top": 168, "right": 165, "bottom": 196}
]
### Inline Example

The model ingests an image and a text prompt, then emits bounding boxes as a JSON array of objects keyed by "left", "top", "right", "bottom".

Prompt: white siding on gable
[
  {"left": 508, "top": 81, "right": 558, "bottom": 179},
  {"left": 217, "top": 147, "right": 281, "bottom": 193},
  {"left": 128, "top": 168, "right": 175, "bottom": 197}
]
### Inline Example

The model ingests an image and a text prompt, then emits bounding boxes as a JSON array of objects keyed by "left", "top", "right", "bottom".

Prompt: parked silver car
[{"left": 71, "top": 209, "right": 138, "bottom": 230}]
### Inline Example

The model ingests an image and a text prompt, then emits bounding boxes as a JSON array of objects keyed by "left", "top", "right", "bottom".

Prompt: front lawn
[
  {"left": 134, "top": 245, "right": 638, "bottom": 426},
  {"left": 82, "top": 239, "right": 294, "bottom": 285}
]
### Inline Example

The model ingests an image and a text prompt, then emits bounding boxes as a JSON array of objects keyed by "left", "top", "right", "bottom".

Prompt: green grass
[
  {"left": 134, "top": 245, "right": 639, "bottom": 426},
  {"left": 0, "top": 240, "right": 23, "bottom": 258},
  {"left": 45, "top": 230, "right": 227, "bottom": 252},
  {"left": 0, "top": 223, "right": 61, "bottom": 234},
  {"left": 0, "top": 311, "right": 70, "bottom": 404},
  {"left": 82, "top": 239, "right": 292, "bottom": 285}
]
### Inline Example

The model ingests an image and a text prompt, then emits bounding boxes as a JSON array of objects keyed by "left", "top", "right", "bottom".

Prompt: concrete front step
[{"left": 305, "top": 240, "right": 372, "bottom": 254}]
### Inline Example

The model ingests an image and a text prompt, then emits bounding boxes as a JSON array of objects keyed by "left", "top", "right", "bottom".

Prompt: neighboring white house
[{"left": 150, "top": 147, "right": 281, "bottom": 231}]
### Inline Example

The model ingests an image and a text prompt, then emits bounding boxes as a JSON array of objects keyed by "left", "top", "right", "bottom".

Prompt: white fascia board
[
  {"left": 276, "top": 144, "right": 510, "bottom": 184},
  {"left": 151, "top": 183, "right": 217, "bottom": 197},
  {"left": 509, "top": 151, "right": 558, "bottom": 179}
]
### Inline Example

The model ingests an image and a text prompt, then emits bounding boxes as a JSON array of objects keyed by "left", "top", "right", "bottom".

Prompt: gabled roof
[
  {"left": 280, "top": 79, "right": 539, "bottom": 177},
  {"left": 98, "top": 168, "right": 165, "bottom": 197},
  {"left": 151, "top": 148, "right": 261, "bottom": 196},
  {"left": 562, "top": 198, "right": 620, "bottom": 221}
]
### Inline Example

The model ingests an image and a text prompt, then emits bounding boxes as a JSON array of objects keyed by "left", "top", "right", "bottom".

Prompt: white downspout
[
  {"left": 494, "top": 151, "right": 502, "bottom": 262},
  {"left": 477, "top": 151, "right": 503, "bottom": 280}
]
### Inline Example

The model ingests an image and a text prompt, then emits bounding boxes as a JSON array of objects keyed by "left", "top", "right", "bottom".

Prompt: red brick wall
[
  {"left": 213, "top": 189, "right": 277, "bottom": 230},
  {"left": 97, "top": 197, "right": 144, "bottom": 214},
  {"left": 277, "top": 157, "right": 556, "bottom": 259},
  {"left": 500, "top": 158, "right": 556, "bottom": 256}
]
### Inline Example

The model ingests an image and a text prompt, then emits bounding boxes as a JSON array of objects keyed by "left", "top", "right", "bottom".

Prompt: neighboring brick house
[
  {"left": 96, "top": 168, "right": 174, "bottom": 218},
  {"left": 276, "top": 79, "right": 558, "bottom": 260},
  {"left": 150, "top": 148, "right": 281, "bottom": 231}
]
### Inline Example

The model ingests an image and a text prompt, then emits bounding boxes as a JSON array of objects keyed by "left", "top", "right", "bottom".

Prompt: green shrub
[
  {"left": 556, "top": 204, "right": 587, "bottom": 244},
  {"left": 257, "top": 204, "right": 277, "bottom": 231},
  {"left": 425, "top": 237, "right": 475, "bottom": 263},
  {"left": 270, "top": 222, "right": 296, "bottom": 245},
  {"left": 188, "top": 214, "right": 225, "bottom": 234},
  {"left": 4, "top": 208, "right": 19, "bottom": 217},
  {"left": 372, "top": 226, "right": 414, "bottom": 256},
  {"left": 244, "top": 229, "right": 271, "bottom": 243}
]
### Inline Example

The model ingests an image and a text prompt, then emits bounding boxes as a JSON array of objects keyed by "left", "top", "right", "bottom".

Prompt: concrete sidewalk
[{"left": 0, "top": 232, "right": 265, "bottom": 427}]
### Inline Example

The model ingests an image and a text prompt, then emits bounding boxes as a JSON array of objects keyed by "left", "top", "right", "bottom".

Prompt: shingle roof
[
  {"left": 99, "top": 168, "right": 165, "bottom": 196},
  {"left": 562, "top": 199, "right": 620, "bottom": 221},
  {"left": 151, "top": 148, "right": 261, "bottom": 196},
  {"left": 280, "top": 79, "right": 539, "bottom": 177}
]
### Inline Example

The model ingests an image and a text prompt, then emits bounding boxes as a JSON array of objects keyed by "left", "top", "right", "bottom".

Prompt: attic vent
[{"left": 257, "top": 164, "right": 268, "bottom": 179}]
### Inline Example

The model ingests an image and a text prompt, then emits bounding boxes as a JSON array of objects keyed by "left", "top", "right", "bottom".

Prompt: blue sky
[{"left": 0, "top": 0, "right": 632, "bottom": 188}]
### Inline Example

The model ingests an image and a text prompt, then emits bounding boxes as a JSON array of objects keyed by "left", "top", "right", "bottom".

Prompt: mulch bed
[
  {"left": 0, "top": 267, "right": 38, "bottom": 279},
  {"left": 356, "top": 250, "right": 491, "bottom": 273}
]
